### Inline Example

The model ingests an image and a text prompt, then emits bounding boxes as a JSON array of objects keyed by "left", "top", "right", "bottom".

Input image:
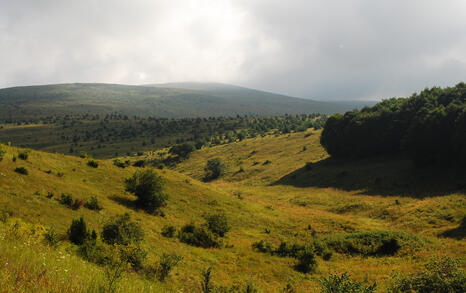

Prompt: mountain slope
[{"left": 0, "top": 83, "right": 351, "bottom": 121}]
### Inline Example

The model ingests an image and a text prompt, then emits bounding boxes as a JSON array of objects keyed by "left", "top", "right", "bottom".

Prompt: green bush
[
  {"left": 84, "top": 196, "right": 103, "bottom": 211},
  {"left": 161, "top": 225, "right": 176, "bottom": 238},
  {"left": 79, "top": 241, "right": 113, "bottom": 265},
  {"left": 125, "top": 169, "right": 167, "bottom": 214},
  {"left": 68, "top": 217, "right": 92, "bottom": 245},
  {"left": 320, "top": 272, "right": 377, "bottom": 293},
  {"left": 119, "top": 244, "right": 147, "bottom": 271},
  {"left": 43, "top": 227, "right": 61, "bottom": 247},
  {"left": 101, "top": 213, "right": 144, "bottom": 246},
  {"left": 133, "top": 160, "right": 145, "bottom": 167},
  {"left": 389, "top": 257, "right": 466, "bottom": 293},
  {"left": 252, "top": 240, "right": 273, "bottom": 253},
  {"left": 203, "top": 158, "right": 225, "bottom": 181},
  {"left": 154, "top": 253, "right": 183, "bottom": 281},
  {"left": 87, "top": 160, "right": 99, "bottom": 168},
  {"left": 18, "top": 152, "right": 29, "bottom": 160},
  {"left": 113, "top": 159, "right": 127, "bottom": 168},
  {"left": 206, "top": 213, "right": 230, "bottom": 237},
  {"left": 295, "top": 245, "right": 317, "bottom": 273},
  {"left": 169, "top": 142, "right": 195, "bottom": 159},
  {"left": 14, "top": 167, "right": 28, "bottom": 175},
  {"left": 178, "top": 224, "right": 220, "bottom": 248},
  {"left": 60, "top": 193, "right": 73, "bottom": 207}
]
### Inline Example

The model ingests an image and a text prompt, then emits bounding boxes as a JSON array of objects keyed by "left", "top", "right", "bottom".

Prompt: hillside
[
  {"left": 1, "top": 130, "right": 464, "bottom": 292},
  {"left": 0, "top": 83, "right": 351, "bottom": 121}
]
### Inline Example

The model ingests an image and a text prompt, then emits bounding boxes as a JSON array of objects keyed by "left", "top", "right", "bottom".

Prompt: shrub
[
  {"left": 161, "top": 225, "right": 176, "bottom": 238},
  {"left": 18, "top": 152, "right": 28, "bottom": 160},
  {"left": 14, "top": 167, "right": 28, "bottom": 175},
  {"left": 388, "top": 257, "right": 466, "bottom": 293},
  {"left": 0, "top": 147, "right": 5, "bottom": 161},
  {"left": 295, "top": 246, "right": 317, "bottom": 273},
  {"left": 204, "top": 158, "right": 225, "bottom": 181},
  {"left": 87, "top": 160, "right": 99, "bottom": 168},
  {"left": 320, "top": 272, "right": 377, "bottom": 293},
  {"left": 125, "top": 169, "right": 167, "bottom": 214},
  {"left": 44, "top": 227, "right": 60, "bottom": 247},
  {"left": 252, "top": 240, "right": 273, "bottom": 253},
  {"left": 119, "top": 244, "right": 147, "bottom": 271},
  {"left": 154, "top": 253, "right": 183, "bottom": 281},
  {"left": 133, "top": 160, "right": 145, "bottom": 167},
  {"left": 178, "top": 224, "right": 220, "bottom": 248},
  {"left": 113, "top": 159, "right": 126, "bottom": 168},
  {"left": 72, "top": 198, "right": 84, "bottom": 210},
  {"left": 60, "top": 193, "right": 73, "bottom": 207},
  {"left": 169, "top": 142, "right": 195, "bottom": 159},
  {"left": 206, "top": 213, "right": 230, "bottom": 237},
  {"left": 84, "top": 196, "right": 103, "bottom": 211},
  {"left": 201, "top": 267, "right": 214, "bottom": 293},
  {"left": 79, "top": 241, "right": 113, "bottom": 265},
  {"left": 68, "top": 217, "right": 92, "bottom": 245},
  {"left": 101, "top": 213, "right": 144, "bottom": 246}
]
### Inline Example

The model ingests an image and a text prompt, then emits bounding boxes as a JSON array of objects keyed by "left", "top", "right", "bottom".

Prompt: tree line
[{"left": 321, "top": 83, "right": 466, "bottom": 167}]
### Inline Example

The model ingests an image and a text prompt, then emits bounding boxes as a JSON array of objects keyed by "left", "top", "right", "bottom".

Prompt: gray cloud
[{"left": 1, "top": 0, "right": 466, "bottom": 100}]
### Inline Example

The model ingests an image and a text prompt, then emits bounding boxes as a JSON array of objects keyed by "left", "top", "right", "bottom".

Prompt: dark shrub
[
  {"left": 161, "top": 225, "right": 176, "bottom": 238},
  {"left": 252, "top": 240, "right": 273, "bottom": 253},
  {"left": 79, "top": 241, "right": 112, "bottom": 265},
  {"left": 72, "top": 199, "right": 84, "bottom": 210},
  {"left": 87, "top": 160, "right": 99, "bottom": 168},
  {"left": 113, "top": 159, "right": 126, "bottom": 168},
  {"left": 14, "top": 167, "right": 28, "bottom": 175},
  {"left": 204, "top": 158, "right": 225, "bottom": 181},
  {"left": 295, "top": 246, "right": 317, "bottom": 273},
  {"left": 320, "top": 272, "right": 377, "bottom": 293},
  {"left": 68, "top": 217, "right": 91, "bottom": 245},
  {"left": 60, "top": 193, "right": 73, "bottom": 207},
  {"left": 376, "top": 238, "right": 400, "bottom": 256},
  {"left": 84, "top": 196, "right": 103, "bottom": 211},
  {"left": 133, "top": 160, "right": 145, "bottom": 167},
  {"left": 178, "top": 224, "right": 220, "bottom": 248},
  {"left": 206, "top": 213, "right": 230, "bottom": 237},
  {"left": 43, "top": 227, "right": 60, "bottom": 247},
  {"left": 18, "top": 152, "right": 28, "bottom": 160},
  {"left": 169, "top": 142, "right": 195, "bottom": 159},
  {"left": 119, "top": 244, "right": 147, "bottom": 271},
  {"left": 101, "top": 213, "right": 144, "bottom": 246},
  {"left": 125, "top": 169, "right": 167, "bottom": 214}
]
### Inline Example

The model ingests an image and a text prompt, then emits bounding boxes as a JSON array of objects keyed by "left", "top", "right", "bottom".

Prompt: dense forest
[
  {"left": 321, "top": 83, "right": 466, "bottom": 167},
  {"left": 0, "top": 113, "right": 326, "bottom": 158}
]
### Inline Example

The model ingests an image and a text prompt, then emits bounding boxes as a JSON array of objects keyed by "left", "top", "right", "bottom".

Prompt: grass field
[{"left": 0, "top": 129, "right": 464, "bottom": 292}]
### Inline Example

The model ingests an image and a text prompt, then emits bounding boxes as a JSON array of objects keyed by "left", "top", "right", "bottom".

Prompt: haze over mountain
[{"left": 0, "top": 82, "right": 354, "bottom": 120}]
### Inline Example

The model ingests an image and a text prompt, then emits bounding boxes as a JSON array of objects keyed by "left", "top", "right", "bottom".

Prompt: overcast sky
[{"left": 1, "top": 0, "right": 466, "bottom": 100}]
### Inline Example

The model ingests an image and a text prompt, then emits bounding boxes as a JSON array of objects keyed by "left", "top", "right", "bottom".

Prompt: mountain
[{"left": 0, "top": 82, "right": 352, "bottom": 121}]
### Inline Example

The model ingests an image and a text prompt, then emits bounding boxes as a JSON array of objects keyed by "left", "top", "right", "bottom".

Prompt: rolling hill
[
  {"left": 0, "top": 83, "right": 352, "bottom": 121},
  {"left": 0, "top": 130, "right": 464, "bottom": 292}
]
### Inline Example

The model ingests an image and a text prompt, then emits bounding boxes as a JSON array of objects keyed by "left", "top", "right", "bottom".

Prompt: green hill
[
  {"left": 1, "top": 129, "right": 464, "bottom": 292},
  {"left": 0, "top": 83, "right": 351, "bottom": 121}
]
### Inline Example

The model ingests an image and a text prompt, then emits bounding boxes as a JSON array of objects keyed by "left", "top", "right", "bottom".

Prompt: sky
[{"left": 1, "top": 0, "right": 466, "bottom": 101}]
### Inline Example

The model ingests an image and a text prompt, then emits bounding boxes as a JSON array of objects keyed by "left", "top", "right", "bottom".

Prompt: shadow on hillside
[
  {"left": 108, "top": 194, "right": 137, "bottom": 210},
  {"left": 440, "top": 217, "right": 466, "bottom": 240},
  {"left": 273, "top": 156, "right": 466, "bottom": 198}
]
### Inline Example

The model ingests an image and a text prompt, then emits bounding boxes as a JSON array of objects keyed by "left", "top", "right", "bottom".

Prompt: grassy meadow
[{"left": 0, "top": 129, "right": 464, "bottom": 292}]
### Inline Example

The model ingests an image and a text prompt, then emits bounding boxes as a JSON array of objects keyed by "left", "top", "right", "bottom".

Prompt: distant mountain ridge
[{"left": 0, "top": 82, "right": 353, "bottom": 120}]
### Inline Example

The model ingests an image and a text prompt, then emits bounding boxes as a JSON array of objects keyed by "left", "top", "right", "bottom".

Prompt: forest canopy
[{"left": 321, "top": 83, "right": 466, "bottom": 167}]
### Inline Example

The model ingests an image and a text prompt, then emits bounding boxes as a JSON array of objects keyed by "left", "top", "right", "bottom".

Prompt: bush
[
  {"left": 133, "top": 160, "right": 145, "bottom": 167},
  {"left": 72, "top": 198, "right": 84, "bottom": 210},
  {"left": 125, "top": 169, "right": 167, "bottom": 214},
  {"left": 84, "top": 196, "right": 103, "bottom": 211},
  {"left": 252, "top": 240, "right": 273, "bottom": 253},
  {"left": 68, "top": 217, "right": 92, "bottom": 245},
  {"left": 320, "top": 272, "right": 377, "bottom": 293},
  {"left": 14, "top": 167, "right": 28, "bottom": 175},
  {"left": 101, "top": 213, "right": 144, "bottom": 246},
  {"left": 79, "top": 241, "right": 113, "bottom": 265},
  {"left": 153, "top": 253, "right": 183, "bottom": 281},
  {"left": 295, "top": 246, "right": 317, "bottom": 273},
  {"left": 44, "top": 228, "right": 60, "bottom": 247},
  {"left": 206, "top": 213, "right": 230, "bottom": 237},
  {"left": 389, "top": 257, "right": 466, "bottom": 293},
  {"left": 161, "top": 225, "right": 176, "bottom": 238},
  {"left": 87, "top": 160, "right": 99, "bottom": 168},
  {"left": 178, "top": 224, "right": 220, "bottom": 248},
  {"left": 203, "top": 158, "right": 225, "bottom": 181},
  {"left": 113, "top": 159, "right": 127, "bottom": 168},
  {"left": 18, "top": 152, "right": 28, "bottom": 160},
  {"left": 60, "top": 193, "right": 73, "bottom": 207},
  {"left": 119, "top": 244, "right": 147, "bottom": 271},
  {"left": 169, "top": 142, "right": 195, "bottom": 159}
]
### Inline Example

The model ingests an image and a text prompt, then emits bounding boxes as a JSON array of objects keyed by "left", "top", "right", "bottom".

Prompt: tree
[
  {"left": 169, "top": 142, "right": 195, "bottom": 159},
  {"left": 206, "top": 213, "right": 230, "bottom": 237},
  {"left": 125, "top": 169, "right": 167, "bottom": 213},
  {"left": 204, "top": 158, "right": 225, "bottom": 181},
  {"left": 68, "top": 217, "right": 91, "bottom": 245},
  {"left": 101, "top": 213, "right": 144, "bottom": 245}
]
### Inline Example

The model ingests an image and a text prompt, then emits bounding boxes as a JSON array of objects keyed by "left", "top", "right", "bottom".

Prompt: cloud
[{"left": 1, "top": 0, "right": 466, "bottom": 100}]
